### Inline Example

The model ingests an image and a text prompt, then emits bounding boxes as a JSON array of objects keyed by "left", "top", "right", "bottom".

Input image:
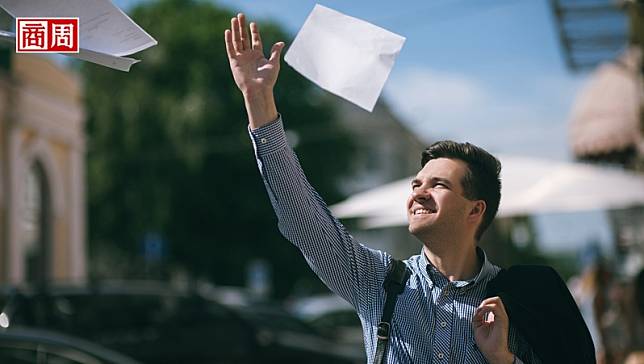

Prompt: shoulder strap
[{"left": 373, "top": 259, "right": 410, "bottom": 364}]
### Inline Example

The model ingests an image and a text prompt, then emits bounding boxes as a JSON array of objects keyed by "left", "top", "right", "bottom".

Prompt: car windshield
[{"left": 233, "top": 304, "right": 320, "bottom": 334}]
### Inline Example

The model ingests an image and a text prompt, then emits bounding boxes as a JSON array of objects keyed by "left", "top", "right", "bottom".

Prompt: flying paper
[
  {"left": 284, "top": 4, "right": 405, "bottom": 112},
  {"left": 0, "top": 0, "right": 157, "bottom": 71}
]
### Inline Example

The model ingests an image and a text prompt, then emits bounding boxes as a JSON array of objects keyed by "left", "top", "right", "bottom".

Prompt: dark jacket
[{"left": 486, "top": 265, "right": 596, "bottom": 364}]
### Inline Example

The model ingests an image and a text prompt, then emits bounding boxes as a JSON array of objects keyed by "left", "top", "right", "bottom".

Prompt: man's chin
[{"left": 408, "top": 223, "right": 429, "bottom": 236}]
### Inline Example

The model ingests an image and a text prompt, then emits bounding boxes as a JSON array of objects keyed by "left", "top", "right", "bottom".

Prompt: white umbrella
[{"left": 330, "top": 154, "right": 644, "bottom": 229}]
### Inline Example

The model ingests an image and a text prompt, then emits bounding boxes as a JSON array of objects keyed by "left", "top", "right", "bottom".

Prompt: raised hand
[
  {"left": 472, "top": 296, "right": 515, "bottom": 364},
  {"left": 225, "top": 13, "right": 285, "bottom": 128}
]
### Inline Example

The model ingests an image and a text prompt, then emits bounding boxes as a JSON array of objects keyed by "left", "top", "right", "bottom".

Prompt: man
[{"left": 224, "top": 13, "right": 587, "bottom": 364}]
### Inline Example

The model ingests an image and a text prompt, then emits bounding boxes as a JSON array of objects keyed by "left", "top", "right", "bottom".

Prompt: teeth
[{"left": 414, "top": 208, "right": 433, "bottom": 215}]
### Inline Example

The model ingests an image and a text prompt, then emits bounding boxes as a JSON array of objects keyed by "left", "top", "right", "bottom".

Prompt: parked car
[
  {"left": 0, "top": 326, "right": 142, "bottom": 364},
  {"left": 0, "top": 282, "right": 362, "bottom": 364},
  {"left": 289, "top": 294, "right": 364, "bottom": 348},
  {"left": 202, "top": 288, "right": 364, "bottom": 362}
]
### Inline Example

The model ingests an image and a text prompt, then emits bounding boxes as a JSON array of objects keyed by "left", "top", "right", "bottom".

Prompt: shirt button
[
  {"left": 260, "top": 138, "right": 267, "bottom": 144},
  {"left": 440, "top": 321, "right": 447, "bottom": 328},
  {"left": 438, "top": 353, "right": 445, "bottom": 360}
]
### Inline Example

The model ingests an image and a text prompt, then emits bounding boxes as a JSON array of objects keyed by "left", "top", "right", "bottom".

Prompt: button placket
[{"left": 433, "top": 285, "right": 453, "bottom": 364}]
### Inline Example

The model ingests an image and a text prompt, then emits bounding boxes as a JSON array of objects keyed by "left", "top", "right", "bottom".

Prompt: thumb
[{"left": 268, "top": 42, "right": 285, "bottom": 66}]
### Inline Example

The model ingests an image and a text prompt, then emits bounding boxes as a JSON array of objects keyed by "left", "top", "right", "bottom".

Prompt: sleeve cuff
[{"left": 248, "top": 115, "right": 289, "bottom": 156}]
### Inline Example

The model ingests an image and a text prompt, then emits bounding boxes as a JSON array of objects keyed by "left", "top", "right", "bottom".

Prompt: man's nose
[{"left": 412, "top": 188, "right": 431, "bottom": 201}]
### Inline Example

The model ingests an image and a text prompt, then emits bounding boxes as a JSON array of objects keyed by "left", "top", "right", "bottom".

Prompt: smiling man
[{"left": 224, "top": 13, "right": 592, "bottom": 364}]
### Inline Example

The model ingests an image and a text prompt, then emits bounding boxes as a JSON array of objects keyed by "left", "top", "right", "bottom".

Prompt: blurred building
[
  {"left": 337, "top": 101, "right": 428, "bottom": 195},
  {"left": 0, "top": 53, "right": 86, "bottom": 286},
  {"left": 551, "top": 0, "right": 644, "bottom": 169},
  {"left": 551, "top": 0, "right": 644, "bottom": 278},
  {"left": 569, "top": 47, "right": 643, "bottom": 169}
]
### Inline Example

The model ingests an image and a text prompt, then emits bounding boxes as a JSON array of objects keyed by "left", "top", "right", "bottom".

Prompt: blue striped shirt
[{"left": 249, "top": 117, "right": 540, "bottom": 363}]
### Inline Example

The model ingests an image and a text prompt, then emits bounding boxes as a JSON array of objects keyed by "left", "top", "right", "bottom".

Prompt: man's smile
[{"left": 412, "top": 207, "right": 437, "bottom": 215}]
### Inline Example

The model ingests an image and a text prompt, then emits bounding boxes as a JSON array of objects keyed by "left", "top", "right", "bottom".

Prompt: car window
[
  {"left": 52, "top": 293, "right": 255, "bottom": 362},
  {"left": 235, "top": 305, "right": 318, "bottom": 334},
  {"left": 311, "top": 311, "right": 361, "bottom": 328}
]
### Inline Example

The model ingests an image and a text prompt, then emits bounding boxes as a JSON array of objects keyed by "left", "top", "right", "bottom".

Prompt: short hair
[{"left": 421, "top": 140, "right": 501, "bottom": 240}]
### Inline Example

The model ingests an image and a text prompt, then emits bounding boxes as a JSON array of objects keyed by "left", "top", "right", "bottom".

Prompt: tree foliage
[{"left": 83, "top": 0, "right": 355, "bottom": 297}]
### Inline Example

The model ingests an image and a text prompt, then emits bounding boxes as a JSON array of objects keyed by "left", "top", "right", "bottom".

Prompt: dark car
[
  {"left": 289, "top": 294, "right": 364, "bottom": 349},
  {"left": 0, "top": 326, "right": 142, "bottom": 364},
  {"left": 0, "top": 282, "right": 362, "bottom": 364}
]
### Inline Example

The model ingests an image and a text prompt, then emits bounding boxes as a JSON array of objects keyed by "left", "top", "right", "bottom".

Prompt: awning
[
  {"left": 569, "top": 47, "right": 642, "bottom": 157},
  {"left": 330, "top": 154, "right": 644, "bottom": 229}
]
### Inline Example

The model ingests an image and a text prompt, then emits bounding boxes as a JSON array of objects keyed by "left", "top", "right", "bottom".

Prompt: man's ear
[{"left": 469, "top": 200, "right": 486, "bottom": 221}]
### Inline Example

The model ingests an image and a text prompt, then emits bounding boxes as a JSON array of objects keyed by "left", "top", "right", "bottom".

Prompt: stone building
[{"left": 0, "top": 53, "right": 86, "bottom": 286}]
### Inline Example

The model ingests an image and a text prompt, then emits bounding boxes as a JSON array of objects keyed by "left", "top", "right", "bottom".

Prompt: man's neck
[{"left": 422, "top": 241, "right": 481, "bottom": 282}]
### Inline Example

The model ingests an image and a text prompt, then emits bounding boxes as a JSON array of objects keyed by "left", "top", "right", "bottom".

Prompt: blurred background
[{"left": 0, "top": 0, "right": 643, "bottom": 363}]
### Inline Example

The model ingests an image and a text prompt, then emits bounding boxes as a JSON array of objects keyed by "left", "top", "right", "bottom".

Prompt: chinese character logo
[{"left": 16, "top": 17, "right": 79, "bottom": 53}]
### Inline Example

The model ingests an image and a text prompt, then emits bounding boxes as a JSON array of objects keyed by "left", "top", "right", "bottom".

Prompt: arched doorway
[{"left": 21, "top": 161, "right": 51, "bottom": 287}]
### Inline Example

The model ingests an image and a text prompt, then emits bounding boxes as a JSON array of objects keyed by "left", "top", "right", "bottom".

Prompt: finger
[
  {"left": 231, "top": 17, "right": 242, "bottom": 53},
  {"left": 486, "top": 311, "right": 496, "bottom": 323},
  {"left": 250, "top": 22, "right": 263, "bottom": 52},
  {"left": 224, "top": 29, "right": 236, "bottom": 59},
  {"left": 268, "top": 42, "right": 285, "bottom": 66},
  {"left": 478, "top": 297, "right": 508, "bottom": 315},
  {"left": 473, "top": 304, "right": 495, "bottom": 317},
  {"left": 475, "top": 303, "right": 508, "bottom": 323},
  {"left": 478, "top": 296, "right": 502, "bottom": 306},
  {"left": 238, "top": 13, "right": 250, "bottom": 51},
  {"left": 472, "top": 309, "right": 488, "bottom": 325}
]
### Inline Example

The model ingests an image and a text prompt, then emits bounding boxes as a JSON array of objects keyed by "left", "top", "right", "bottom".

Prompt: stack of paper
[{"left": 0, "top": 0, "right": 157, "bottom": 71}]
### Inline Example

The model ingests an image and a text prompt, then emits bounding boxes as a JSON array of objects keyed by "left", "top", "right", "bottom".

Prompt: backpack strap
[{"left": 373, "top": 259, "right": 410, "bottom": 364}]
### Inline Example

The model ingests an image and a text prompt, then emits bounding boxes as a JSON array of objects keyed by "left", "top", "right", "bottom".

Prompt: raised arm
[
  {"left": 224, "top": 13, "right": 284, "bottom": 129},
  {"left": 223, "top": 14, "right": 390, "bottom": 310}
]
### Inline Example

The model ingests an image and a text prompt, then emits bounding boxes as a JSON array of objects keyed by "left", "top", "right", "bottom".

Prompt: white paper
[
  {"left": 285, "top": 4, "right": 405, "bottom": 112},
  {"left": 0, "top": 0, "right": 156, "bottom": 71},
  {"left": 0, "top": 0, "right": 157, "bottom": 56},
  {"left": 0, "top": 29, "right": 139, "bottom": 71},
  {"left": 72, "top": 48, "right": 139, "bottom": 71}
]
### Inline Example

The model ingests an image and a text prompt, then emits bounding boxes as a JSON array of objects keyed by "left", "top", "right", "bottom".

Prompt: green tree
[{"left": 83, "top": 0, "right": 355, "bottom": 297}]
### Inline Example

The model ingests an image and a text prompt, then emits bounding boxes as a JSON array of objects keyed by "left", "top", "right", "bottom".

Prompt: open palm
[{"left": 225, "top": 14, "right": 284, "bottom": 96}]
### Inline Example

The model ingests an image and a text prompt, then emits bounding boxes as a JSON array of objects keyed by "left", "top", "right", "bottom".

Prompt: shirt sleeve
[{"left": 248, "top": 116, "right": 390, "bottom": 311}]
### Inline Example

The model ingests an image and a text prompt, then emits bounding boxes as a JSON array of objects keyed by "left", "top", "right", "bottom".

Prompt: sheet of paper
[
  {"left": 0, "top": 30, "right": 139, "bottom": 71},
  {"left": 72, "top": 48, "right": 139, "bottom": 71},
  {"left": 284, "top": 4, "right": 405, "bottom": 112},
  {"left": 0, "top": 0, "right": 157, "bottom": 56}
]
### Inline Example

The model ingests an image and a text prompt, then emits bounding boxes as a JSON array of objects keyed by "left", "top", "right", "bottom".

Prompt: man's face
[{"left": 407, "top": 157, "right": 474, "bottom": 241}]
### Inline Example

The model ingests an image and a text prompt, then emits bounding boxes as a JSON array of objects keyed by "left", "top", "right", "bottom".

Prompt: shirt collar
[{"left": 419, "top": 246, "right": 494, "bottom": 292}]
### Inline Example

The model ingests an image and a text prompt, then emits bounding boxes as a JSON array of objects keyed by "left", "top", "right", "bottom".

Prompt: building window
[{"left": 22, "top": 161, "right": 50, "bottom": 286}]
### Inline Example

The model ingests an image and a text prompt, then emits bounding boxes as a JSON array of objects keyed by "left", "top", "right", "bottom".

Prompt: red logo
[{"left": 16, "top": 17, "right": 79, "bottom": 53}]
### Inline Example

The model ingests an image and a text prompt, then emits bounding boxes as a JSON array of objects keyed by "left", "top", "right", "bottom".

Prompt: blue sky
[
  {"left": 113, "top": 0, "right": 613, "bottom": 255},
  {"left": 117, "top": 0, "right": 589, "bottom": 159},
  {"left": 210, "top": 0, "right": 590, "bottom": 161}
]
